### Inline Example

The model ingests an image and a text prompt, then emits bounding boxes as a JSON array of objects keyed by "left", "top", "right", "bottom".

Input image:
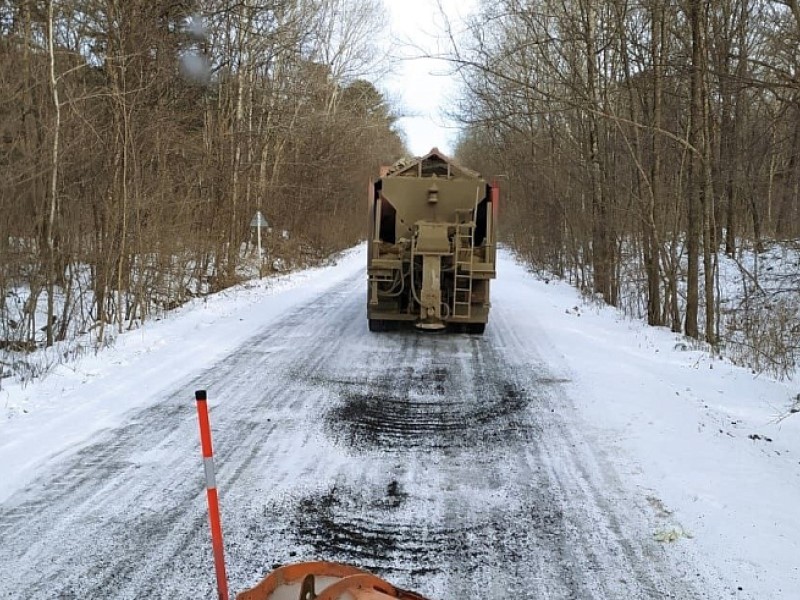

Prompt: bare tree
[{"left": 0, "top": 0, "right": 404, "bottom": 375}]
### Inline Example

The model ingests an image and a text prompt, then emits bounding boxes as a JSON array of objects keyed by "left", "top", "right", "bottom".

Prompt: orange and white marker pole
[{"left": 194, "top": 389, "right": 229, "bottom": 600}]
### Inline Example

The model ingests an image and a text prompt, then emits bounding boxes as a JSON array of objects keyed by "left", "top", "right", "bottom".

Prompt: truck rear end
[{"left": 367, "top": 149, "right": 497, "bottom": 333}]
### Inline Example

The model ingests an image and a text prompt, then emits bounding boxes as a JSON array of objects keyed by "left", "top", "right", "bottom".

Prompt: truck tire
[
  {"left": 368, "top": 319, "right": 386, "bottom": 332},
  {"left": 465, "top": 323, "right": 486, "bottom": 335}
]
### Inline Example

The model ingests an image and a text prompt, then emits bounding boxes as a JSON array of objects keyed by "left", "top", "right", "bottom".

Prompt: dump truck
[{"left": 367, "top": 148, "right": 497, "bottom": 333}]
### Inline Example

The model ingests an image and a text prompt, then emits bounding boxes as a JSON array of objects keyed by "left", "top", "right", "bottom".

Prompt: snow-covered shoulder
[
  {"left": 494, "top": 250, "right": 800, "bottom": 599},
  {"left": 0, "top": 245, "right": 366, "bottom": 503}
]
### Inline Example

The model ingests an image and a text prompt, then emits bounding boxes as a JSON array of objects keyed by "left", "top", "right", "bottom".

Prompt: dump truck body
[{"left": 367, "top": 149, "right": 497, "bottom": 333}]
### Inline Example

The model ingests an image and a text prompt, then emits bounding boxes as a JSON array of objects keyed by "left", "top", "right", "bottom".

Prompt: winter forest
[
  {"left": 3, "top": 0, "right": 800, "bottom": 380},
  {"left": 453, "top": 0, "right": 800, "bottom": 377},
  {"left": 0, "top": 0, "right": 402, "bottom": 364}
]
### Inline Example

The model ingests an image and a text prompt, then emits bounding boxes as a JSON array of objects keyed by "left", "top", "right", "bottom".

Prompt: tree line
[
  {"left": 452, "top": 0, "right": 800, "bottom": 367},
  {"left": 0, "top": 0, "right": 403, "bottom": 352}
]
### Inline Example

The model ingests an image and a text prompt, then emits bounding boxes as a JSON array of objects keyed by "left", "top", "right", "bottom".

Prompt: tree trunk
[
  {"left": 646, "top": 0, "right": 665, "bottom": 326},
  {"left": 584, "top": 0, "right": 610, "bottom": 303},
  {"left": 46, "top": 0, "right": 60, "bottom": 348},
  {"left": 685, "top": 0, "right": 703, "bottom": 339}
]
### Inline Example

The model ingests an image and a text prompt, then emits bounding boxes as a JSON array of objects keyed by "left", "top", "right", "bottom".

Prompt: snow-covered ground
[
  {"left": 0, "top": 246, "right": 366, "bottom": 504},
  {"left": 612, "top": 238, "right": 800, "bottom": 379},
  {"left": 717, "top": 242, "right": 800, "bottom": 377},
  {"left": 497, "top": 256, "right": 800, "bottom": 598},
  {"left": 1, "top": 245, "right": 798, "bottom": 598}
]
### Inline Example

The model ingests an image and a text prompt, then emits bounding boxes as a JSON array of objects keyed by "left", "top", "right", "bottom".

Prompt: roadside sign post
[
  {"left": 250, "top": 211, "right": 269, "bottom": 278},
  {"left": 194, "top": 389, "right": 229, "bottom": 600}
]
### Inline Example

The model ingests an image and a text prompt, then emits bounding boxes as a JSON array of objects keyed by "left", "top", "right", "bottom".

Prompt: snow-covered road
[{"left": 1, "top": 248, "right": 796, "bottom": 599}]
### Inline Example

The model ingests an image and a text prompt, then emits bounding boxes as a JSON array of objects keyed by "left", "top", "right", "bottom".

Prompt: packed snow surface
[{"left": 0, "top": 245, "right": 797, "bottom": 599}]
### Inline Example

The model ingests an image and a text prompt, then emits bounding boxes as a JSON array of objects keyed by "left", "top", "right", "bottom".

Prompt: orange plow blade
[{"left": 236, "top": 561, "right": 431, "bottom": 600}]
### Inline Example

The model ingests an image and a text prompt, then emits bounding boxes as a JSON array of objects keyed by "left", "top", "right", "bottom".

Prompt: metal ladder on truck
[{"left": 452, "top": 216, "right": 475, "bottom": 318}]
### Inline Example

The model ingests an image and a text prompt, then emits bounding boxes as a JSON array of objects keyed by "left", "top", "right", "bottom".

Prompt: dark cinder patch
[
  {"left": 535, "top": 376, "right": 572, "bottom": 385},
  {"left": 415, "top": 365, "right": 449, "bottom": 395},
  {"left": 288, "top": 483, "right": 428, "bottom": 573},
  {"left": 285, "top": 484, "right": 535, "bottom": 579},
  {"left": 292, "top": 486, "right": 400, "bottom": 565},
  {"left": 325, "top": 376, "right": 535, "bottom": 453},
  {"left": 385, "top": 479, "right": 407, "bottom": 508},
  {"left": 282, "top": 482, "right": 569, "bottom": 584}
]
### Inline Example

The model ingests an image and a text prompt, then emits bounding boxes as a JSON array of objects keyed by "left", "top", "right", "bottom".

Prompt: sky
[{"left": 384, "top": 0, "right": 478, "bottom": 157}]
